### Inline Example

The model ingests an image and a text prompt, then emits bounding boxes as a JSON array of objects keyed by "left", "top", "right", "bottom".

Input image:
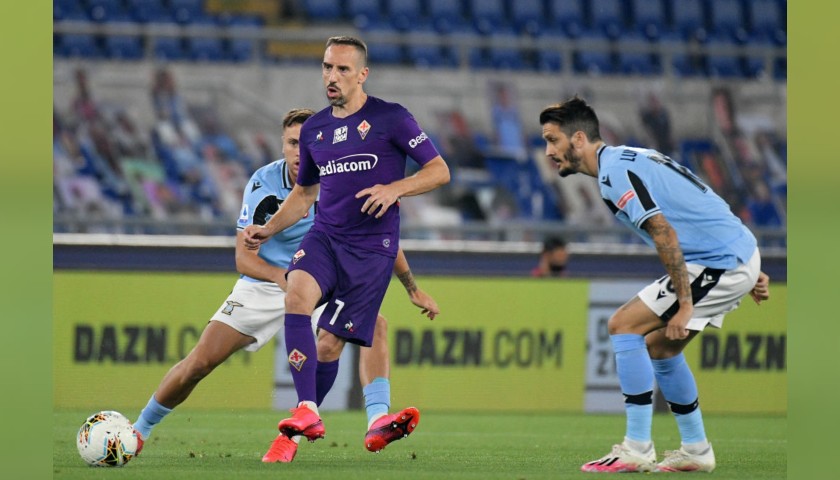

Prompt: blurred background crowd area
[{"left": 53, "top": 0, "right": 786, "bottom": 248}]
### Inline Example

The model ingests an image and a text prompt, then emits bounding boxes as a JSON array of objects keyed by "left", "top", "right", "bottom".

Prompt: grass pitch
[{"left": 54, "top": 409, "right": 785, "bottom": 479}]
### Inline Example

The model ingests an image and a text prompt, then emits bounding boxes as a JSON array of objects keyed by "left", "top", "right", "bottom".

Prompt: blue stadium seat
[
  {"left": 364, "top": 23, "right": 404, "bottom": 65},
  {"left": 171, "top": 0, "right": 206, "bottom": 25},
  {"left": 188, "top": 37, "right": 226, "bottom": 62},
  {"left": 669, "top": 0, "right": 707, "bottom": 41},
  {"left": 773, "top": 56, "right": 786, "bottom": 81},
  {"left": 705, "top": 34, "right": 744, "bottom": 78},
  {"left": 748, "top": 0, "right": 786, "bottom": 46},
  {"left": 589, "top": 0, "right": 624, "bottom": 40},
  {"left": 574, "top": 32, "right": 613, "bottom": 74},
  {"left": 104, "top": 35, "right": 144, "bottom": 59},
  {"left": 670, "top": 52, "right": 706, "bottom": 77},
  {"left": 630, "top": 0, "right": 666, "bottom": 40},
  {"left": 546, "top": 0, "right": 585, "bottom": 38},
  {"left": 405, "top": 23, "right": 455, "bottom": 68},
  {"left": 428, "top": 0, "right": 468, "bottom": 34},
  {"left": 708, "top": 0, "right": 748, "bottom": 44},
  {"left": 54, "top": 0, "right": 90, "bottom": 22},
  {"left": 229, "top": 38, "right": 256, "bottom": 62},
  {"left": 616, "top": 35, "right": 659, "bottom": 75},
  {"left": 509, "top": 0, "right": 544, "bottom": 36},
  {"left": 347, "top": 0, "right": 383, "bottom": 29},
  {"left": 59, "top": 34, "right": 101, "bottom": 58},
  {"left": 468, "top": 0, "right": 507, "bottom": 36},
  {"left": 153, "top": 36, "right": 185, "bottom": 60},
  {"left": 88, "top": 0, "right": 133, "bottom": 23},
  {"left": 386, "top": 0, "right": 423, "bottom": 32},
  {"left": 127, "top": 0, "right": 173, "bottom": 24},
  {"left": 536, "top": 49, "right": 563, "bottom": 73},
  {"left": 488, "top": 33, "right": 530, "bottom": 70},
  {"left": 300, "top": 0, "right": 344, "bottom": 22}
]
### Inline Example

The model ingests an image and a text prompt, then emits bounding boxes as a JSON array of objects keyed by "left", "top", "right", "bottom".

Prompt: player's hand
[
  {"left": 665, "top": 309, "right": 692, "bottom": 341},
  {"left": 409, "top": 287, "right": 439, "bottom": 320},
  {"left": 242, "top": 225, "right": 270, "bottom": 250},
  {"left": 750, "top": 271, "right": 770, "bottom": 305},
  {"left": 356, "top": 184, "right": 400, "bottom": 219}
]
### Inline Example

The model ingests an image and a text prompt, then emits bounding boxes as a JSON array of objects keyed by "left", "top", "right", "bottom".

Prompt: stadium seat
[
  {"left": 347, "top": 0, "right": 383, "bottom": 29},
  {"left": 60, "top": 34, "right": 101, "bottom": 58},
  {"left": 630, "top": 0, "right": 666, "bottom": 40},
  {"left": 428, "top": 0, "right": 468, "bottom": 34},
  {"left": 536, "top": 51, "right": 563, "bottom": 73},
  {"left": 300, "top": 0, "right": 344, "bottom": 22},
  {"left": 171, "top": 0, "right": 206, "bottom": 25},
  {"left": 229, "top": 38, "right": 256, "bottom": 62},
  {"left": 748, "top": 0, "right": 786, "bottom": 46},
  {"left": 670, "top": 52, "right": 706, "bottom": 77},
  {"left": 669, "top": 0, "right": 707, "bottom": 41},
  {"left": 589, "top": 0, "right": 624, "bottom": 40},
  {"left": 546, "top": 0, "right": 585, "bottom": 38},
  {"left": 616, "top": 35, "right": 658, "bottom": 75},
  {"left": 104, "top": 35, "right": 144, "bottom": 60},
  {"left": 87, "top": 0, "right": 133, "bottom": 23},
  {"left": 705, "top": 34, "right": 744, "bottom": 78},
  {"left": 573, "top": 33, "right": 613, "bottom": 74},
  {"left": 386, "top": 0, "right": 423, "bottom": 32},
  {"left": 510, "top": 0, "right": 544, "bottom": 36},
  {"left": 127, "top": 0, "right": 173, "bottom": 24},
  {"left": 404, "top": 23, "right": 455, "bottom": 68},
  {"left": 153, "top": 36, "right": 185, "bottom": 60},
  {"left": 708, "top": 0, "right": 748, "bottom": 44},
  {"left": 488, "top": 33, "right": 530, "bottom": 71},
  {"left": 467, "top": 0, "right": 507, "bottom": 36},
  {"left": 54, "top": 0, "right": 90, "bottom": 22},
  {"left": 773, "top": 56, "right": 786, "bottom": 81},
  {"left": 188, "top": 37, "right": 226, "bottom": 62}
]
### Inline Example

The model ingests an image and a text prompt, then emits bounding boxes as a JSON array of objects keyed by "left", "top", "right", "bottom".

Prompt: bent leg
[
  {"left": 647, "top": 329, "right": 711, "bottom": 453},
  {"left": 135, "top": 321, "right": 254, "bottom": 439},
  {"left": 284, "top": 269, "right": 323, "bottom": 407},
  {"left": 608, "top": 296, "right": 665, "bottom": 452}
]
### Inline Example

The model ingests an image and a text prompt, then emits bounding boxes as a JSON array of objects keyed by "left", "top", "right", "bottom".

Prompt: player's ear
[{"left": 358, "top": 66, "right": 369, "bottom": 85}]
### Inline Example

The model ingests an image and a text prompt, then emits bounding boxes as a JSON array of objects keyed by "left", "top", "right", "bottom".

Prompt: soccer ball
[{"left": 76, "top": 410, "right": 138, "bottom": 467}]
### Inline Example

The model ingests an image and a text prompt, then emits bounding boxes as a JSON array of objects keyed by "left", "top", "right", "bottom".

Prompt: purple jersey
[{"left": 297, "top": 96, "right": 440, "bottom": 256}]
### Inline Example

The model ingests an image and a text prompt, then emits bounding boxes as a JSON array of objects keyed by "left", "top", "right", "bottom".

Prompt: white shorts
[
  {"left": 210, "top": 279, "right": 324, "bottom": 352},
  {"left": 638, "top": 249, "right": 761, "bottom": 331}
]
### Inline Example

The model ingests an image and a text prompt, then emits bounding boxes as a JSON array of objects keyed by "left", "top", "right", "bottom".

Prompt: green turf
[{"left": 54, "top": 410, "right": 786, "bottom": 479}]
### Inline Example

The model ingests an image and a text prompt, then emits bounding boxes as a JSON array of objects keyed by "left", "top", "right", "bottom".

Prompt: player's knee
[
  {"left": 607, "top": 314, "right": 629, "bottom": 335},
  {"left": 316, "top": 332, "right": 344, "bottom": 361},
  {"left": 181, "top": 355, "right": 218, "bottom": 383}
]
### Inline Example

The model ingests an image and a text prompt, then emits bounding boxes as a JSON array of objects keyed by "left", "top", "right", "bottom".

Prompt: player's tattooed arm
[
  {"left": 643, "top": 213, "right": 692, "bottom": 306},
  {"left": 397, "top": 269, "right": 418, "bottom": 295}
]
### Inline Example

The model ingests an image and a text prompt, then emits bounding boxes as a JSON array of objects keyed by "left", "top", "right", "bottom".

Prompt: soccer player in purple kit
[{"left": 243, "top": 36, "right": 450, "bottom": 460}]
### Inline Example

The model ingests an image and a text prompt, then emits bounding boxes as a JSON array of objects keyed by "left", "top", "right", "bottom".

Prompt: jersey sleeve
[
  {"left": 603, "top": 165, "right": 661, "bottom": 229},
  {"left": 236, "top": 173, "right": 261, "bottom": 230},
  {"left": 296, "top": 124, "right": 320, "bottom": 186},
  {"left": 389, "top": 108, "right": 440, "bottom": 166}
]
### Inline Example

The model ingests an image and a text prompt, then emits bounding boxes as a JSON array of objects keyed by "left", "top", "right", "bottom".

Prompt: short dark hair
[
  {"left": 326, "top": 36, "right": 368, "bottom": 66},
  {"left": 539, "top": 95, "right": 602, "bottom": 142},
  {"left": 283, "top": 108, "right": 315, "bottom": 129}
]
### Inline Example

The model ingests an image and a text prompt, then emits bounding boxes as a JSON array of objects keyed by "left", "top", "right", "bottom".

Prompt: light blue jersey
[
  {"left": 596, "top": 145, "right": 756, "bottom": 269},
  {"left": 236, "top": 159, "right": 316, "bottom": 282}
]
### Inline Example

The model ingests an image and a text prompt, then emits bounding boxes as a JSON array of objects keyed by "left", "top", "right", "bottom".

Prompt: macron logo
[
  {"left": 408, "top": 132, "right": 428, "bottom": 149},
  {"left": 319, "top": 153, "right": 378, "bottom": 177}
]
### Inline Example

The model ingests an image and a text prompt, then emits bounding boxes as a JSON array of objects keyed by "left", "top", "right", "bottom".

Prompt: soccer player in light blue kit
[
  {"left": 244, "top": 36, "right": 450, "bottom": 461},
  {"left": 131, "top": 108, "right": 439, "bottom": 462},
  {"left": 540, "top": 96, "right": 771, "bottom": 473}
]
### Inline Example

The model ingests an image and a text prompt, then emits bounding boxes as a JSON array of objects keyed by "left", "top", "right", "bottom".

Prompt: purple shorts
[{"left": 288, "top": 229, "right": 395, "bottom": 347}]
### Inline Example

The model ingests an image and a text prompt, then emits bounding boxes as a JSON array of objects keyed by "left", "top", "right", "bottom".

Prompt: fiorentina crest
[{"left": 288, "top": 348, "right": 307, "bottom": 371}]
